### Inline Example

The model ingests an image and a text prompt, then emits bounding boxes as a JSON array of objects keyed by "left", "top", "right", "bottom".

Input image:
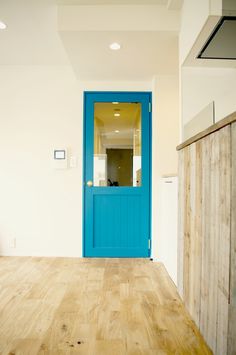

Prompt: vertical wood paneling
[
  {"left": 177, "top": 149, "right": 185, "bottom": 298},
  {"left": 217, "top": 126, "right": 231, "bottom": 355},
  {"left": 228, "top": 122, "right": 236, "bottom": 354},
  {"left": 208, "top": 131, "right": 220, "bottom": 353},
  {"left": 199, "top": 134, "right": 210, "bottom": 340},
  {"left": 178, "top": 123, "right": 233, "bottom": 355},
  {"left": 200, "top": 134, "right": 214, "bottom": 349},
  {"left": 190, "top": 140, "right": 202, "bottom": 327},
  {"left": 188, "top": 143, "right": 196, "bottom": 323},
  {"left": 188, "top": 142, "right": 202, "bottom": 327},
  {"left": 183, "top": 145, "right": 191, "bottom": 308}
]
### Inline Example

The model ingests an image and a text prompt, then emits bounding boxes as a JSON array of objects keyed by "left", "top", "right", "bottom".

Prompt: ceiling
[
  {"left": 0, "top": 1, "right": 69, "bottom": 65},
  {"left": 60, "top": 31, "right": 178, "bottom": 80},
  {"left": 95, "top": 102, "right": 140, "bottom": 130},
  {"left": 95, "top": 102, "right": 140, "bottom": 145},
  {"left": 0, "top": 0, "right": 180, "bottom": 80},
  {"left": 57, "top": 0, "right": 168, "bottom": 5}
]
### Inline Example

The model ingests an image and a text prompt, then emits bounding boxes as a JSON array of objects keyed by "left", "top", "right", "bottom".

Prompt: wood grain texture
[
  {"left": 199, "top": 134, "right": 212, "bottom": 348},
  {"left": 177, "top": 148, "right": 184, "bottom": 298},
  {"left": 177, "top": 111, "right": 236, "bottom": 151},
  {"left": 0, "top": 257, "right": 211, "bottom": 355},
  {"left": 193, "top": 140, "right": 202, "bottom": 328},
  {"left": 217, "top": 126, "right": 231, "bottom": 355},
  {"left": 187, "top": 141, "right": 202, "bottom": 328},
  {"left": 228, "top": 122, "right": 236, "bottom": 354},
  {"left": 206, "top": 131, "right": 220, "bottom": 353},
  {"left": 183, "top": 145, "right": 191, "bottom": 310},
  {"left": 178, "top": 124, "right": 233, "bottom": 355}
]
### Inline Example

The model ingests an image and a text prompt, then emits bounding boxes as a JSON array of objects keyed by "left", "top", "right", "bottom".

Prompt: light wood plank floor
[{"left": 0, "top": 257, "right": 211, "bottom": 355}]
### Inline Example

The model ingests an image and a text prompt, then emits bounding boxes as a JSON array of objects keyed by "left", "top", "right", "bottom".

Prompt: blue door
[{"left": 84, "top": 92, "right": 151, "bottom": 257}]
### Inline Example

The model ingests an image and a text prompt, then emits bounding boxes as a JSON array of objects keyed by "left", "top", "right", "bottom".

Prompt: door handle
[{"left": 87, "top": 180, "right": 93, "bottom": 187}]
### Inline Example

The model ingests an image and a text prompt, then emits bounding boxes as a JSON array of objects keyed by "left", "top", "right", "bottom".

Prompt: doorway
[{"left": 83, "top": 92, "right": 151, "bottom": 257}]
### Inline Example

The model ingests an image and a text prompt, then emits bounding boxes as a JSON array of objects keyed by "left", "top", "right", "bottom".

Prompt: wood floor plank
[{"left": 0, "top": 257, "right": 211, "bottom": 355}]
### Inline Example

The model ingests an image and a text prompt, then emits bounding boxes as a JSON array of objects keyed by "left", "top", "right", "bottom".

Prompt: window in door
[{"left": 93, "top": 102, "right": 142, "bottom": 187}]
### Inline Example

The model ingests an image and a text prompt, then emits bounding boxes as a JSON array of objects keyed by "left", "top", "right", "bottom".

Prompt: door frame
[{"left": 82, "top": 91, "right": 152, "bottom": 257}]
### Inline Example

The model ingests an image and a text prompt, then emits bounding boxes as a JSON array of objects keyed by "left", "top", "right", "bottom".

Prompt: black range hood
[{"left": 198, "top": 16, "right": 236, "bottom": 60}]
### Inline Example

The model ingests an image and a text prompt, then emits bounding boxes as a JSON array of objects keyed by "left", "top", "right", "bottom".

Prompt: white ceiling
[
  {"left": 0, "top": 0, "right": 180, "bottom": 80},
  {"left": 57, "top": 0, "right": 168, "bottom": 5},
  {"left": 60, "top": 31, "right": 178, "bottom": 80},
  {"left": 0, "top": 1, "right": 69, "bottom": 65}
]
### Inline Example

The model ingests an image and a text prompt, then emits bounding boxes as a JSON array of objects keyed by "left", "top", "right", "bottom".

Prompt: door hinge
[
  {"left": 149, "top": 102, "right": 152, "bottom": 113},
  {"left": 148, "top": 239, "right": 151, "bottom": 249}
]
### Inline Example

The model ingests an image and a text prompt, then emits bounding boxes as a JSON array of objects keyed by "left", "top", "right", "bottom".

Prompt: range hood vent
[{"left": 198, "top": 16, "right": 236, "bottom": 60}]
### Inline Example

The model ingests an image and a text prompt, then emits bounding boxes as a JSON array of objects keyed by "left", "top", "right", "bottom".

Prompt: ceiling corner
[{"left": 167, "top": 0, "right": 183, "bottom": 10}]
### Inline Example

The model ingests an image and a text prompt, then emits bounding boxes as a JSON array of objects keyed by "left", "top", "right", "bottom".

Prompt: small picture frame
[{"left": 54, "top": 150, "right": 66, "bottom": 160}]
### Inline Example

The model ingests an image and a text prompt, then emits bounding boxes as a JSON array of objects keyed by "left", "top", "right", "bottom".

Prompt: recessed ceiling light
[
  {"left": 110, "top": 42, "right": 121, "bottom": 50},
  {"left": 0, "top": 21, "right": 7, "bottom": 30},
  {"left": 114, "top": 113, "right": 120, "bottom": 117},
  {"left": 112, "top": 102, "right": 119, "bottom": 104},
  {"left": 115, "top": 130, "right": 119, "bottom": 133}
]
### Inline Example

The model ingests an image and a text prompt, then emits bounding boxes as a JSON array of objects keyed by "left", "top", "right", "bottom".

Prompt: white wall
[
  {"left": 0, "top": 65, "right": 158, "bottom": 257},
  {"left": 159, "top": 176, "right": 178, "bottom": 284},
  {"left": 151, "top": 75, "right": 179, "bottom": 263},
  {"left": 0, "top": 0, "right": 180, "bottom": 285},
  {"left": 0, "top": 65, "right": 82, "bottom": 256},
  {"left": 78, "top": 80, "right": 151, "bottom": 92},
  {"left": 0, "top": 63, "right": 180, "bottom": 261},
  {"left": 182, "top": 66, "right": 236, "bottom": 126}
]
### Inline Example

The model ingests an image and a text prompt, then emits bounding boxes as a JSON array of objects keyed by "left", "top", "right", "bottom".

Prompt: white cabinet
[{"left": 159, "top": 176, "right": 178, "bottom": 285}]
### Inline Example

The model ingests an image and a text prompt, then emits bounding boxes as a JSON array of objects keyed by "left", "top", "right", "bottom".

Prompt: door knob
[{"left": 87, "top": 180, "right": 93, "bottom": 187}]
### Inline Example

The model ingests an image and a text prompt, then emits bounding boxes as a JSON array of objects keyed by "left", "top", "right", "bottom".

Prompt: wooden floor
[{"left": 0, "top": 257, "right": 211, "bottom": 355}]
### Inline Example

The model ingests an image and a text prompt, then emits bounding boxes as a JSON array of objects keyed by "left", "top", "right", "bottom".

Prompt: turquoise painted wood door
[{"left": 84, "top": 92, "right": 151, "bottom": 257}]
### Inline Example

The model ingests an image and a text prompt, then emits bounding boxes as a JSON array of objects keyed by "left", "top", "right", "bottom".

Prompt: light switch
[{"left": 70, "top": 156, "right": 77, "bottom": 168}]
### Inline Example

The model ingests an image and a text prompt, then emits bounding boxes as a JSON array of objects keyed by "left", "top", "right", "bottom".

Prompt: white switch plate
[
  {"left": 70, "top": 156, "right": 77, "bottom": 168},
  {"left": 10, "top": 238, "right": 16, "bottom": 248}
]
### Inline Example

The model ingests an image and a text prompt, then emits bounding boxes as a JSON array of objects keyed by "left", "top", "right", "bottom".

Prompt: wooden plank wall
[
  {"left": 217, "top": 126, "right": 231, "bottom": 355},
  {"left": 228, "top": 122, "right": 236, "bottom": 354},
  {"left": 177, "top": 148, "right": 185, "bottom": 298},
  {"left": 178, "top": 125, "right": 232, "bottom": 355}
]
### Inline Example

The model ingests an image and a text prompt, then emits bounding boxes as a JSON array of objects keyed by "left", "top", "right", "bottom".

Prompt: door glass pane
[{"left": 93, "top": 102, "right": 142, "bottom": 187}]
